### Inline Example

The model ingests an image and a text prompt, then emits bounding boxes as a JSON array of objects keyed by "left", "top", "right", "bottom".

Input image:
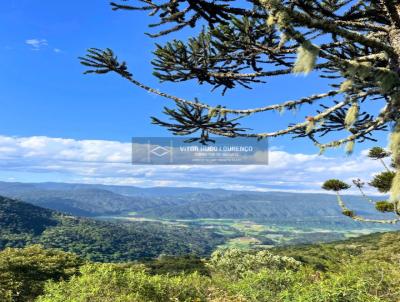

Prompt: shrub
[
  {"left": 0, "top": 245, "right": 82, "bottom": 302},
  {"left": 282, "top": 261, "right": 400, "bottom": 302},
  {"left": 208, "top": 248, "right": 301, "bottom": 279},
  {"left": 37, "top": 263, "right": 211, "bottom": 302},
  {"left": 375, "top": 201, "right": 395, "bottom": 213}
]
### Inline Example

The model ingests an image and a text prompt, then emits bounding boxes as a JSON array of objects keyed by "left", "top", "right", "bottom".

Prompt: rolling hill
[{"left": 0, "top": 196, "right": 225, "bottom": 261}]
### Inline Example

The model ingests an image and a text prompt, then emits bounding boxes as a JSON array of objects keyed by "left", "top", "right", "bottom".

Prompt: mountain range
[{"left": 0, "top": 181, "right": 397, "bottom": 229}]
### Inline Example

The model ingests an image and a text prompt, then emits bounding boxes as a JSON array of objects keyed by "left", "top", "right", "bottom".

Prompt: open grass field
[{"left": 103, "top": 214, "right": 395, "bottom": 249}]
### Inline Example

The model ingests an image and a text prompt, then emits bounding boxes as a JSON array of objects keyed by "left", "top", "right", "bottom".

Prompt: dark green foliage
[
  {"left": 292, "top": 102, "right": 387, "bottom": 143},
  {"left": 38, "top": 219, "right": 224, "bottom": 262},
  {"left": 322, "top": 179, "right": 351, "bottom": 191},
  {"left": 352, "top": 178, "right": 365, "bottom": 189},
  {"left": 151, "top": 101, "right": 247, "bottom": 144},
  {"left": 36, "top": 263, "right": 213, "bottom": 302},
  {"left": 368, "top": 147, "right": 391, "bottom": 160},
  {"left": 0, "top": 245, "right": 82, "bottom": 302},
  {"left": 375, "top": 201, "right": 395, "bottom": 212},
  {"left": 151, "top": 17, "right": 276, "bottom": 93},
  {"left": 272, "top": 231, "right": 400, "bottom": 271},
  {"left": 80, "top": 48, "right": 131, "bottom": 77},
  {"left": 342, "top": 209, "right": 354, "bottom": 217},
  {"left": 0, "top": 196, "right": 225, "bottom": 262},
  {"left": 369, "top": 171, "right": 395, "bottom": 193},
  {"left": 0, "top": 196, "right": 57, "bottom": 235},
  {"left": 81, "top": 0, "right": 398, "bottom": 148},
  {"left": 1, "top": 231, "right": 400, "bottom": 302},
  {"left": 324, "top": 147, "right": 399, "bottom": 223},
  {"left": 35, "top": 231, "right": 400, "bottom": 302}
]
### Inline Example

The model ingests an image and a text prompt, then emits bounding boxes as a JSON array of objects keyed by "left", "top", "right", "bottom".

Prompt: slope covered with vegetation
[
  {"left": 2, "top": 193, "right": 400, "bottom": 301},
  {"left": 0, "top": 196, "right": 225, "bottom": 262},
  {"left": 2, "top": 231, "right": 400, "bottom": 302}
]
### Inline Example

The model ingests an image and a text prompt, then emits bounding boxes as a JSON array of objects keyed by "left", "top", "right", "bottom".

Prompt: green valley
[{"left": 0, "top": 196, "right": 225, "bottom": 262}]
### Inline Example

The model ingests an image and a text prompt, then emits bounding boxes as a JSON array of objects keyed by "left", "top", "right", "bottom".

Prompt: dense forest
[
  {"left": 0, "top": 196, "right": 225, "bottom": 262},
  {"left": 2, "top": 194, "right": 400, "bottom": 301},
  {"left": 2, "top": 231, "right": 400, "bottom": 301}
]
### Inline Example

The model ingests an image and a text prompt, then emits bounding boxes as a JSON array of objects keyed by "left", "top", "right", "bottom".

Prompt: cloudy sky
[
  {"left": 0, "top": 1, "right": 390, "bottom": 193},
  {"left": 0, "top": 135, "right": 388, "bottom": 194}
]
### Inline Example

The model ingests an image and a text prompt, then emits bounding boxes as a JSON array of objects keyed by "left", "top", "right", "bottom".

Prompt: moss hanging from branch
[
  {"left": 305, "top": 117, "right": 315, "bottom": 134},
  {"left": 345, "top": 140, "right": 355, "bottom": 155},
  {"left": 390, "top": 172, "right": 400, "bottom": 202},
  {"left": 389, "top": 123, "right": 400, "bottom": 202},
  {"left": 292, "top": 43, "right": 319, "bottom": 75},
  {"left": 340, "top": 79, "right": 353, "bottom": 92},
  {"left": 344, "top": 102, "right": 359, "bottom": 129},
  {"left": 390, "top": 124, "right": 400, "bottom": 167}
]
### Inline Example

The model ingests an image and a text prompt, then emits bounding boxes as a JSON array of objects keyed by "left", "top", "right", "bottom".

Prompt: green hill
[
  {"left": 2, "top": 199, "right": 400, "bottom": 302},
  {"left": 0, "top": 196, "right": 57, "bottom": 235},
  {"left": 0, "top": 196, "right": 225, "bottom": 262}
]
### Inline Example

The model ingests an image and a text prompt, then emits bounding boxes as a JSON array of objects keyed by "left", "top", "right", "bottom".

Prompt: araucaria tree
[{"left": 81, "top": 1, "right": 400, "bottom": 222}]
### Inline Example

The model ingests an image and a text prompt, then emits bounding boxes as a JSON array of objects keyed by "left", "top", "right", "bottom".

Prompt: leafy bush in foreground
[
  {"left": 36, "top": 263, "right": 213, "bottom": 302},
  {"left": 0, "top": 245, "right": 82, "bottom": 302},
  {"left": 35, "top": 243, "right": 400, "bottom": 302}
]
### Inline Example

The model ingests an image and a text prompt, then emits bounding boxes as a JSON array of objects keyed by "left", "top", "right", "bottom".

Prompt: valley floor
[{"left": 104, "top": 213, "right": 397, "bottom": 249}]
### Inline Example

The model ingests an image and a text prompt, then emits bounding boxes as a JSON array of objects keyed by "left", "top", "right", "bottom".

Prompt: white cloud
[
  {"left": 25, "top": 39, "right": 48, "bottom": 50},
  {"left": 0, "top": 135, "right": 389, "bottom": 194},
  {"left": 53, "top": 48, "right": 61, "bottom": 53}
]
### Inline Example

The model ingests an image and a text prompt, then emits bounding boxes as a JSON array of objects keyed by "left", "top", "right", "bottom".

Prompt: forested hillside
[
  {"left": 0, "top": 196, "right": 225, "bottom": 261},
  {"left": 2, "top": 231, "right": 400, "bottom": 302},
  {"left": 2, "top": 189, "right": 400, "bottom": 302}
]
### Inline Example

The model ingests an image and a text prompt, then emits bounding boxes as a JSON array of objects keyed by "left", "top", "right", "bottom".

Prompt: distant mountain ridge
[{"left": 0, "top": 181, "right": 396, "bottom": 228}]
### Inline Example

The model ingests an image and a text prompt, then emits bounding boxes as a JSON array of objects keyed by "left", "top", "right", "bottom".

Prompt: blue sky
[{"left": 0, "top": 1, "right": 390, "bottom": 191}]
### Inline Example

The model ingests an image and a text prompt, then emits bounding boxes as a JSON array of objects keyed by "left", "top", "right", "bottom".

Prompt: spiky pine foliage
[
  {"left": 375, "top": 201, "right": 395, "bottom": 213},
  {"left": 151, "top": 102, "right": 247, "bottom": 145},
  {"left": 369, "top": 171, "right": 395, "bottom": 193},
  {"left": 291, "top": 102, "right": 387, "bottom": 144},
  {"left": 368, "top": 147, "right": 391, "bottom": 160},
  {"left": 342, "top": 209, "right": 355, "bottom": 218},
  {"left": 80, "top": 0, "right": 399, "bottom": 149},
  {"left": 325, "top": 147, "right": 400, "bottom": 224},
  {"left": 322, "top": 179, "right": 351, "bottom": 192},
  {"left": 80, "top": 1, "right": 400, "bottom": 223},
  {"left": 352, "top": 178, "right": 365, "bottom": 189}
]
